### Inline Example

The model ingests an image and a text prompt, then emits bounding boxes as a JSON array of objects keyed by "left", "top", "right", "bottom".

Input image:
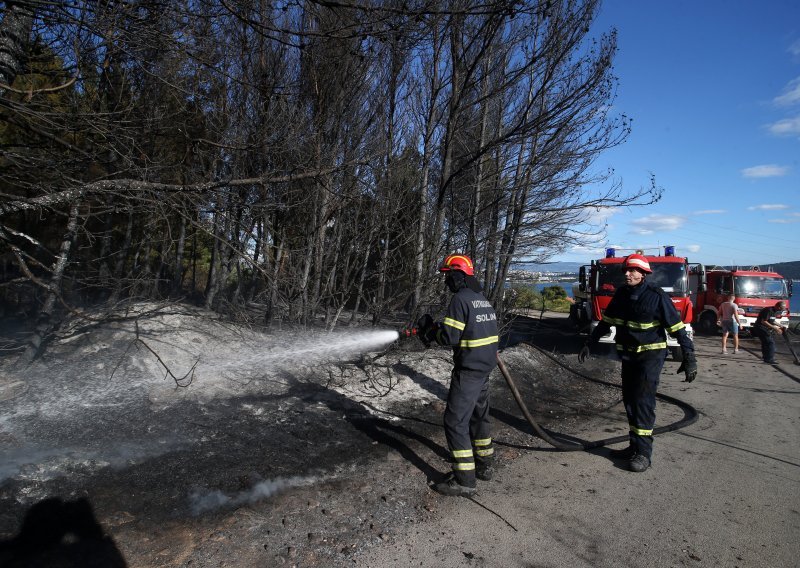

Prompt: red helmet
[
  {"left": 623, "top": 253, "right": 652, "bottom": 274},
  {"left": 439, "top": 254, "right": 475, "bottom": 276}
]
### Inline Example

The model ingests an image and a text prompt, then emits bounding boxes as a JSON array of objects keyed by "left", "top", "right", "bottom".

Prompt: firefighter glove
[
  {"left": 676, "top": 350, "right": 697, "bottom": 383},
  {"left": 416, "top": 314, "right": 436, "bottom": 347},
  {"left": 578, "top": 342, "right": 590, "bottom": 364}
]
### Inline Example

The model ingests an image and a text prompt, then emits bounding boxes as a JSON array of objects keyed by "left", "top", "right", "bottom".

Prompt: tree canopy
[{"left": 0, "top": 0, "right": 659, "bottom": 360}]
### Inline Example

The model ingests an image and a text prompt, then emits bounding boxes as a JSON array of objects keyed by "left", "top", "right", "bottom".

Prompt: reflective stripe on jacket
[
  {"left": 591, "top": 280, "right": 693, "bottom": 357},
  {"left": 436, "top": 287, "right": 498, "bottom": 373}
]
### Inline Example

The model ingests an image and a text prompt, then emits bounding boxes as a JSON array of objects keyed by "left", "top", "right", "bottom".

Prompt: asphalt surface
[{"left": 355, "top": 330, "right": 800, "bottom": 568}]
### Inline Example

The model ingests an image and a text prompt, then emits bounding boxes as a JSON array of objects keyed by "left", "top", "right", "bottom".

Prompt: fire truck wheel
[{"left": 670, "top": 347, "right": 684, "bottom": 363}]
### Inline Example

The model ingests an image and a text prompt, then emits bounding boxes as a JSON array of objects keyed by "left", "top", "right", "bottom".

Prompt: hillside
[{"left": 771, "top": 261, "right": 800, "bottom": 280}]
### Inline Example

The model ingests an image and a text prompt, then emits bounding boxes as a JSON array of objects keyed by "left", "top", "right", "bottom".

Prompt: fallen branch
[
  {"left": 0, "top": 76, "right": 77, "bottom": 97},
  {"left": 124, "top": 320, "right": 196, "bottom": 388}
]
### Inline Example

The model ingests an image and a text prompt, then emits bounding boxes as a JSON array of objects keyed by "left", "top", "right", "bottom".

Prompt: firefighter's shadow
[
  {"left": 392, "top": 362, "right": 449, "bottom": 399},
  {"left": 334, "top": 363, "right": 452, "bottom": 481},
  {"left": 392, "top": 362, "right": 605, "bottom": 451},
  {"left": 346, "top": 414, "right": 449, "bottom": 482},
  {"left": 291, "top": 365, "right": 446, "bottom": 482},
  {"left": 0, "top": 496, "right": 127, "bottom": 567}
]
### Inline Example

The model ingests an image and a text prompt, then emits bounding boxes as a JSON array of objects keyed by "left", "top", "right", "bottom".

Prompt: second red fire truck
[{"left": 689, "top": 265, "right": 792, "bottom": 333}]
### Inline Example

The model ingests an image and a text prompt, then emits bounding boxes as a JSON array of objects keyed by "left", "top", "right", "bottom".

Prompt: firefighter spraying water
[{"left": 411, "top": 254, "right": 499, "bottom": 497}]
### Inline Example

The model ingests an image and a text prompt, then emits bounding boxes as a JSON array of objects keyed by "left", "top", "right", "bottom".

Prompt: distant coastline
[{"left": 519, "top": 260, "right": 800, "bottom": 280}]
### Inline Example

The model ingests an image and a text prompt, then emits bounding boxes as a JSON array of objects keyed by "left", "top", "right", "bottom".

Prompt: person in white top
[{"left": 718, "top": 295, "right": 741, "bottom": 354}]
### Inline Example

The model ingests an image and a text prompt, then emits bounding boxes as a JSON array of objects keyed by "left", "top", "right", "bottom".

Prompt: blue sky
[{"left": 556, "top": 0, "right": 800, "bottom": 266}]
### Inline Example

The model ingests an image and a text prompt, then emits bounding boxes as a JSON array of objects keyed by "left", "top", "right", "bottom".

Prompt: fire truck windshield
[
  {"left": 734, "top": 276, "right": 787, "bottom": 299},
  {"left": 596, "top": 262, "right": 688, "bottom": 297}
]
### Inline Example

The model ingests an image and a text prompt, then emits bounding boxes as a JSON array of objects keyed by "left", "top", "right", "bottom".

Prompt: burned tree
[{"left": 1, "top": 0, "right": 658, "bottom": 362}]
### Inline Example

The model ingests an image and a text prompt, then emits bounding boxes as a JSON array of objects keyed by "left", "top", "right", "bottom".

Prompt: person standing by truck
[
  {"left": 752, "top": 301, "right": 786, "bottom": 364},
  {"left": 718, "top": 295, "right": 741, "bottom": 354},
  {"left": 578, "top": 253, "right": 697, "bottom": 473}
]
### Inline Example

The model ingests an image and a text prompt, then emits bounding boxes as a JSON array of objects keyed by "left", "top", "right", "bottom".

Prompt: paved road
[{"left": 355, "top": 333, "right": 800, "bottom": 567}]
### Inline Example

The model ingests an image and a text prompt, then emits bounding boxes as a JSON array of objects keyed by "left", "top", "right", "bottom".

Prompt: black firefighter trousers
[
  {"left": 620, "top": 352, "right": 666, "bottom": 459},
  {"left": 443, "top": 368, "right": 493, "bottom": 488}
]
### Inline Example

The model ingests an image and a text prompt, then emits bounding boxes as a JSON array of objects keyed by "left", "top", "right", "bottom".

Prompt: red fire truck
[
  {"left": 571, "top": 246, "right": 695, "bottom": 361},
  {"left": 690, "top": 265, "right": 792, "bottom": 334}
]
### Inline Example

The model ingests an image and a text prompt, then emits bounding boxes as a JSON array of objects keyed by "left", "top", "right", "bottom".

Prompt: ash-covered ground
[{"left": 0, "top": 304, "right": 624, "bottom": 567}]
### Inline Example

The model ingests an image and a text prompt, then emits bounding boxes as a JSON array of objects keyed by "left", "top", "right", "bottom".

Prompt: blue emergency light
[
  {"left": 665, "top": 245, "right": 675, "bottom": 256},
  {"left": 605, "top": 248, "right": 616, "bottom": 258}
]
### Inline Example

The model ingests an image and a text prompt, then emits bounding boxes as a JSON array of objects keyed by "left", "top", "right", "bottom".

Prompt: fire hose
[
  {"left": 401, "top": 326, "right": 699, "bottom": 451},
  {"left": 782, "top": 331, "right": 800, "bottom": 365},
  {"left": 496, "top": 347, "right": 699, "bottom": 451}
]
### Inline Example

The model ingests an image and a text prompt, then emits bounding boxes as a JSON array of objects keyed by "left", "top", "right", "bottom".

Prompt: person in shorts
[{"left": 718, "top": 295, "right": 741, "bottom": 354}]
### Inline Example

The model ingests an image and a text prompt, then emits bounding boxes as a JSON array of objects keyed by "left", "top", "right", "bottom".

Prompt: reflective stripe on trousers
[
  {"left": 620, "top": 352, "right": 666, "bottom": 459},
  {"left": 443, "top": 368, "right": 492, "bottom": 488}
]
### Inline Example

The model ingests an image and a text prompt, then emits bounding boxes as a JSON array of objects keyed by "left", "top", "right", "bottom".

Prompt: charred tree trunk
[
  {"left": 350, "top": 214, "right": 377, "bottom": 324},
  {"left": 169, "top": 211, "right": 187, "bottom": 297},
  {"left": 109, "top": 206, "right": 135, "bottom": 303},
  {"left": 204, "top": 210, "right": 221, "bottom": 309},
  {"left": 19, "top": 202, "right": 80, "bottom": 366},
  {"left": 0, "top": 1, "right": 34, "bottom": 95},
  {"left": 411, "top": 21, "right": 444, "bottom": 317},
  {"left": 265, "top": 225, "right": 285, "bottom": 328}
]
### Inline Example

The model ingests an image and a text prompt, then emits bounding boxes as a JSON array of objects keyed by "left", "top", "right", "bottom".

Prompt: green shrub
[{"left": 509, "top": 285, "right": 571, "bottom": 314}]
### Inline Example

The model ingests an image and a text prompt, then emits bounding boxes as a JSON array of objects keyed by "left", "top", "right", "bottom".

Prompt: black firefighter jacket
[
  {"left": 590, "top": 280, "right": 694, "bottom": 358},
  {"left": 434, "top": 287, "right": 499, "bottom": 374}
]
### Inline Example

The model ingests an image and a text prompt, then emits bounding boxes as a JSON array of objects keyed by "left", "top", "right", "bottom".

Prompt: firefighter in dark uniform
[
  {"left": 752, "top": 301, "right": 786, "bottom": 364},
  {"left": 417, "top": 254, "right": 499, "bottom": 496},
  {"left": 579, "top": 253, "right": 698, "bottom": 472}
]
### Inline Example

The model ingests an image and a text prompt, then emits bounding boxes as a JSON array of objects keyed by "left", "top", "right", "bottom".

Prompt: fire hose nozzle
[{"left": 400, "top": 326, "right": 432, "bottom": 348}]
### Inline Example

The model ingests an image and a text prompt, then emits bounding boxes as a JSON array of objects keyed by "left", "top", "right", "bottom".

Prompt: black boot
[
  {"left": 629, "top": 453, "right": 651, "bottom": 473},
  {"left": 609, "top": 445, "right": 636, "bottom": 459},
  {"left": 433, "top": 474, "right": 476, "bottom": 497},
  {"left": 476, "top": 462, "right": 494, "bottom": 481}
]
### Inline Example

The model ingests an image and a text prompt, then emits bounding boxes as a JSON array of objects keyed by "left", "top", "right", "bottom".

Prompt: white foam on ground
[
  {"left": 1, "top": 327, "right": 402, "bottom": 423},
  {"left": 0, "top": 319, "right": 407, "bottom": 483}
]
